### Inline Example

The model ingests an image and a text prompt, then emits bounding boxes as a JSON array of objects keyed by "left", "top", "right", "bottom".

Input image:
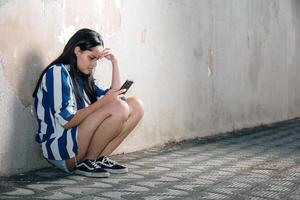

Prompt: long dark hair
[{"left": 32, "top": 28, "right": 104, "bottom": 105}]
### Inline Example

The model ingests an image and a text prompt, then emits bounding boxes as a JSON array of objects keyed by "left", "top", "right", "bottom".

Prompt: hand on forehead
[{"left": 89, "top": 46, "right": 107, "bottom": 59}]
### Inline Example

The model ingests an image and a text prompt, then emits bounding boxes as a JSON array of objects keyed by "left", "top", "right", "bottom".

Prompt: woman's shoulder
[
  {"left": 42, "top": 64, "right": 71, "bottom": 82},
  {"left": 49, "top": 63, "right": 69, "bottom": 70},
  {"left": 45, "top": 63, "right": 70, "bottom": 74}
]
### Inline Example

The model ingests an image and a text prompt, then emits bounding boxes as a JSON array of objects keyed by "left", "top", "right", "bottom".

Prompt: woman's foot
[
  {"left": 96, "top": 156, "right": 128, "bottom": 174},
  {"left": 74, "top": 159, "right": 110, "bottom": 178}
]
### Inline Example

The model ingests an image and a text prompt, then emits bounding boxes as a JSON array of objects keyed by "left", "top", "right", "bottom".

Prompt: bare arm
[
  {"left": 63, "top": 97, "right": 108, "bottom": 129},
  {"left": 111, "top": 60, "right": 122, "bottom": 89},
  {"left": 63, "top": 89, "right": 125, "bottom": 129},
  {"left": 102, "top": 48, "right": 122, "bottom": 89}
]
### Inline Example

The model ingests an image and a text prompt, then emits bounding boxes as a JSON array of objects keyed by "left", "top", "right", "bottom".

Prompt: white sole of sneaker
[
  {"left": 74, "top": 170, "right": 110, "bottom": 178},
  {"left": 103, "top": 168, "right": 128, "bottom": 174}
]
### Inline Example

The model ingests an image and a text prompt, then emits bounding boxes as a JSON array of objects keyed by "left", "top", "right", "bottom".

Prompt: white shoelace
[
  {"left": 102, "top": 156, "right": 116, "bottom": 167},
  {"left": 90, "top": 160, "right": 101, "bottom": 169}
]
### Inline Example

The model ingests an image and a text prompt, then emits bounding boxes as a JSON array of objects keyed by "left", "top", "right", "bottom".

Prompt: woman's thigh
[
  {"left": 76, "top": 100, "right": 129, "bottom": 158},
  {"left": 78, "top": 99, "right": 129, "bottom": 135}
]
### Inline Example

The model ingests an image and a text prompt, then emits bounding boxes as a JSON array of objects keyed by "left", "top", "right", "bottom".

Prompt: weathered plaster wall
[{"left": 0, "top": 0, "right": 299, "bottom": 175}]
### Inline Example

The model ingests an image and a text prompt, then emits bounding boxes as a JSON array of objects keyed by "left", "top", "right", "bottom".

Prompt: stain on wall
[
  {"left": 248, "top": 37, "right": 263, "bottom": 90},
  {"left": 0, "top": 0, "right": 9, "bottom": 7},
  {"left": 288, "top": 0, "right": 300, "bottom": 117},
  {"left": 247, "top": 1, "right": 272, "bottom": 90},
  {"left": 0, "top": 0, "right": 122, "bottom": 107},
  {"left": 0, "top": 1, "right": 64, "bottom": 106},
  {"left": 140, "top": 29, "right": 147, "bottom": 43}
]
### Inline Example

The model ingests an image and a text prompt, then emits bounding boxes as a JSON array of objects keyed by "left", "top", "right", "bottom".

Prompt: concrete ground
[{"left": 1, "top": 119, "right": 300, "bottom": 200}]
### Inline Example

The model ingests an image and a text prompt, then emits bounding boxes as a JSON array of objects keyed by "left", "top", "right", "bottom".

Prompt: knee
[
  {"left": 128, "top": 97, "right": 144, "bottom": 117},
  {"left": 110, "top": 99, "right": 130, "bottom": 120}
]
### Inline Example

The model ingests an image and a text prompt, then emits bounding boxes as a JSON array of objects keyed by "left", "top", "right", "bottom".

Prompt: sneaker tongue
[{"left": 103, "top": 157, "right": 115, "bottom": 166}]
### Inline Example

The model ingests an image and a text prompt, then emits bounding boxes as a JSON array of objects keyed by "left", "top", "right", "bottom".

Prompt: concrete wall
[{"left": 0, "top": 0, "right": 299, "bottom": 175}]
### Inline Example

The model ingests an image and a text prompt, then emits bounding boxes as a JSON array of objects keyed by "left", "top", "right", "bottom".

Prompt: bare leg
[
  {"left": 83, "top": 101, "right": 129, "bottom": 160},
  {"left": 66, "top": 99, "right": 129, "bottom": 170},
  {"left": 99, "top": 97, "right": 144, "bottom": 157}
]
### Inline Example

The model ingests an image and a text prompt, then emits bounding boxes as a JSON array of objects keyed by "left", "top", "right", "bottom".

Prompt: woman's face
[{"left": 75, "top": 45, "right": 104, "bottom": 75}]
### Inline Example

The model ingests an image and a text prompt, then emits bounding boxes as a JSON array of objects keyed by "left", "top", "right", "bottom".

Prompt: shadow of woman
[{"left": 8, "top": 50, "right": 49, "bottom": 175}]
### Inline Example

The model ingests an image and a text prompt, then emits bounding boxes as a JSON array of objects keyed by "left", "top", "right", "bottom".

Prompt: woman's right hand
[{"left": 102, "top": 89, "right": 126, "bottom": 103}]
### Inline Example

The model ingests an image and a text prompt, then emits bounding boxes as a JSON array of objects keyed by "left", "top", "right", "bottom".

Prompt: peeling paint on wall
[
  {"left": 63, "top": 0, "right": 121, "bottom": 39},
  {"left": 208, "top": 47, "right": 214, "bottom": 76},
  {"left": 101, "top": 0, "right": 122, "bottom": 38},
  {"left": 0, "top": 0, "right": 122, "bottom": 107},
  {"left": 0, "top": 0, "right": 64, "bottom": 107}
]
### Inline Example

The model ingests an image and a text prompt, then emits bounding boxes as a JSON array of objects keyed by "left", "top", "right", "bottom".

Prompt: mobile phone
[{"left": 120, "top": 80, "right": 133, "bottom": 94}]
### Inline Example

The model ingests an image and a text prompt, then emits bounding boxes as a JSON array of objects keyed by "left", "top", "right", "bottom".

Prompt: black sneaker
[
  {"left": 74, "top": 159, "right": 110, "bottom": 178},
  {"left": 96, "top": 156, "right": 128, "bottom": 174}
]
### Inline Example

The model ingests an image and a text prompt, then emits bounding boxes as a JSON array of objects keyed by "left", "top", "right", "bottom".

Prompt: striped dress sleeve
[
  {"left": 95, "top": 85, "right": 109, "bottom": 99},
  {"left": 45, "top": 66, "right": 77, "bottom": 126}
]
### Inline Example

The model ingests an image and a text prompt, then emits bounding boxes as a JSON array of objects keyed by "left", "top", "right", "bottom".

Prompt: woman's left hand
[{"left": 101, "top": 48, "right": 117, "bottom": 63}]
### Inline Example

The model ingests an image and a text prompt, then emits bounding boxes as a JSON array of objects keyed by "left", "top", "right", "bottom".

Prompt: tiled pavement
[{"left": 2, "top": 119, "right": 300, "bottom": 199}]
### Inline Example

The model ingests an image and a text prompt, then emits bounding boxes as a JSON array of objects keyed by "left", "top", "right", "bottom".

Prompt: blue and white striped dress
[{"left": 34, "top": 64, "right": 108, "bottom": 160}]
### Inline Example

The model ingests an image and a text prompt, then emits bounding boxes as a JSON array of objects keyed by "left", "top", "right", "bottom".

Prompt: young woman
[{"left": 32, "top": 28, "right": 144, "bottom": 177}]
